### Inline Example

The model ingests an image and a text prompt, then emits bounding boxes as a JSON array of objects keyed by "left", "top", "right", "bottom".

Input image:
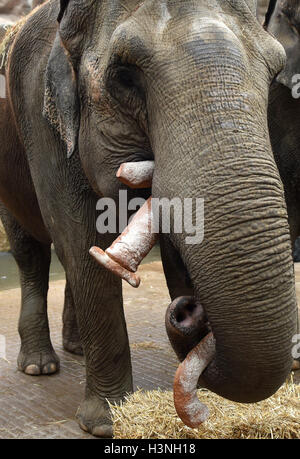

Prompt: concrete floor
[
  {"left": 0, "top": 261, "right": 178, "bottom": 439},
  {"left": 0, "top": 261, "right": 299, "bottom": 439}
]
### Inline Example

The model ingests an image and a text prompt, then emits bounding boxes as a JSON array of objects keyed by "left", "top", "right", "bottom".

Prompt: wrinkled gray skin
[{"left": 0, "top": 0, "right": 298, "bottom": 437}]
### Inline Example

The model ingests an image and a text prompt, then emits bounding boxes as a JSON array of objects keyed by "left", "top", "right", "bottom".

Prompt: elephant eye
[
  {"left": 116, "top": 68, "right": 137, "bottom": 89},
  {"left": 105, "top": 63, "right": 146, "bottom": 106}
]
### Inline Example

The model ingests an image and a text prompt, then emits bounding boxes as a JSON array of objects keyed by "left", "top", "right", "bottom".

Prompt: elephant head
[
  {"left": 44, "top": 0, "right": 298, "bottom": 426},
  {"left": 267, "top": 0, "right": 300, "bottom": 90}
]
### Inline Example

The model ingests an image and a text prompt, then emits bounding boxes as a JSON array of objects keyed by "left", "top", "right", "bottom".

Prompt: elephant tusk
[
  {"left": 89, "top": 246, "right": 141, "bottom": 288},
  {"left": 117, "top": 161, "right": 154, "bottom": 189},
  {"left": 106, "top": 197, "right": 158, "bottom": 273},
  {"left": 173, "top": 332, "right": 216, "bottom": 428},
  {"left": 90, "top": 197, "right": 158, "bottom": 287}
]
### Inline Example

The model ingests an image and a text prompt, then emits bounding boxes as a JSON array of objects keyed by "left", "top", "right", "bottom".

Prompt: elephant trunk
[
  {"left": 173, "top": 332, "right": 215, "bottom": 428},
  {"left": 149, "top": 33, "right": 297, "bottom": 408},
  {"left": 158, "top": 121, "right": 297, "bottom": 406}
]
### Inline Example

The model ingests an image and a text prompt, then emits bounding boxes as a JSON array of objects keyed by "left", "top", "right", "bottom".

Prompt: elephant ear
[{"left": 43, "top": 0, "right": 80, "bottom": 158}]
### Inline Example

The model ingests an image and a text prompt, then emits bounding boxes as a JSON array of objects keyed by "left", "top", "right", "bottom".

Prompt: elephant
[
  {"left": 266, "top": 3, "right": 300, "bottom": 270},
  {"left": 0, "top": 0, "right": 298, "bottom": 437}
]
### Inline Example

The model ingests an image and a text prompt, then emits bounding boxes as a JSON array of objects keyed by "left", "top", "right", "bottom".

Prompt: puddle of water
[
  {"left": 0, "top": 250, "right": 65, "bottom": 291},
  {"left": 0, "top": 245, "right": 161, "bottom": 291}
]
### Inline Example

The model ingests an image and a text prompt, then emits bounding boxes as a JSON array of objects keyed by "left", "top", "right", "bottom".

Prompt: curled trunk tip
[{"left": 173, "top": 332, "right": 215, "bottom": 428}]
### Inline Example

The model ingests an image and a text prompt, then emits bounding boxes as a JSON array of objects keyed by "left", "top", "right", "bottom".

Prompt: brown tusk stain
[
  {"left": 90, "top": 198, "right": 158, "bottom": 287},
  {"left": 89, "top": 246, "right": 141, "bottom": 288},
  {"left": 173, "top": 332, "right": 216, "bottom": 428}
]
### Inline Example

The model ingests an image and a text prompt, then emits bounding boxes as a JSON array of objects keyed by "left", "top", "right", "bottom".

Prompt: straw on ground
[{"left": 110, "top": 376, "right": 299, "bottom": 439}]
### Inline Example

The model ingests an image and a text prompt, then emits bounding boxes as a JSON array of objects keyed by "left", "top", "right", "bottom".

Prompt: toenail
[
  {"left": 25, "top": 364, "right": 41, "bottom": 375},
  {"left": 92, "top": 424, "right": 113, "bottom": 438},
  {"left": 42, "top": 363, "right": 57, "bottom": 374}
]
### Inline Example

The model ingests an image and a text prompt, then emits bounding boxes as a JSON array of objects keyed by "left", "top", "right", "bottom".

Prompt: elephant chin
[{"left": 165, "top": 296, "right": 215, "bottom": 428}]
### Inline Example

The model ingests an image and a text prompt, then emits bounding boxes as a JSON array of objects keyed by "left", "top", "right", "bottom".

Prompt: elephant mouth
[{"left": 165, "top": 296, "right": 216, "bottom": 428}]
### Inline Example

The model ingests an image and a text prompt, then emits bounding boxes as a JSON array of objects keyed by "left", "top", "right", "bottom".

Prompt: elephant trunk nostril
[
  {"left": 165, "top": 296, "right": 211, "bottom": 363},
  {"left": 170, "top": 297, "right": 208, "bottom": 333},
  {"left": 175, "top": 300, "right": 197, "bottom": 323}
]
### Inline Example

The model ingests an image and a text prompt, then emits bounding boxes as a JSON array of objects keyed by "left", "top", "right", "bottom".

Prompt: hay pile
[{"left": 110, "top": 376, "right": 299, "bottom": 439}]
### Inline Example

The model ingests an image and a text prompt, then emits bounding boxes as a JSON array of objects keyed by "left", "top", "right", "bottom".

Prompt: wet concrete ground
[{"left": 0, "top": 260, "right": 299, "bottom": 439}]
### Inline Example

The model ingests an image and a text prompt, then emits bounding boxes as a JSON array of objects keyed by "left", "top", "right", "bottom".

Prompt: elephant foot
[
  {"left": 63, "top": 338, "right": 84, "bottom": 356},
  {"left": 76, "top": 396, "right": 113, "bottom": 438},
  {"left": 17, "top": 348, "right": 60, "bottom": 375}
]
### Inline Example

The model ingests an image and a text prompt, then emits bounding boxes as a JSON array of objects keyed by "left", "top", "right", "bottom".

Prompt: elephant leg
[
  {"left": 0, "top": 206, "right": 59, "bottom": 375},
  {"left": 58, "top": 238, "right": 132, "bottom": 438},
  {"left": 62, "top": 279, "right": 83, "bottom": 356}
]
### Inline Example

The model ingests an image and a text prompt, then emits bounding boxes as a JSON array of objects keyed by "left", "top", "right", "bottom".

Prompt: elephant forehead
[
  {"left": 188, "top": 17, "right": 239, "bottom": 41},
  {"left": 182, "top": 18, "right": 245, "bottom": 60},
  {"left": 108, "top": 16, "right": 243, "bottom": 69}
]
